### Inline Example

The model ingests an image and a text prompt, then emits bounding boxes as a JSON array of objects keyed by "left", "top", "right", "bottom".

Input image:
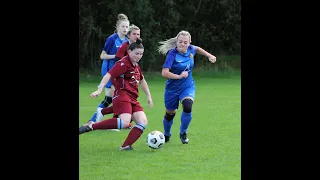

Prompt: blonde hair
[
  {"left": 115, "top": 13, "right": 129, "bottom": 31},
  {"left": 157, "top": 30, "right": 192, "bottom": 55},
  {"left": 128, "top": 24, "right": 140, "bottom": 35}
]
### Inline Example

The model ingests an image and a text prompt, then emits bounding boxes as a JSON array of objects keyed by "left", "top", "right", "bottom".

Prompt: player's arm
[
  {"left": 139, "top": 78, "right": 153, "bottom": 108},
  {"left": 100, "top": 36, "right": 116, "bottom": 60},
  {"left": 139, "top": 79, "right": 151, "bottom": 98},
  {"left": 90, "top": 62, "right": 127, "bottom": 98},
  {"left": 161, "top": 51, "right": 187, "bottom": 79},
  {"left": 162, "top": 68, "right": 186, "bottom": 79},
  {"left": 90, "top": 73, "right": 111, "bottom": 98},
  {"left": 100, "top": 50, "right": 116, "bottom": 60},
  {"left": 195, "top": 46, "right": 216, "bottom": 63}
]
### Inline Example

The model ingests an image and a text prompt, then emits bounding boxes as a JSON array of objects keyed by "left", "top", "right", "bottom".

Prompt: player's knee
[
  {"left": 133, "top": 112, "right": 148, "bottom": 126},
  {"left": 182, "top": 99, "right": 193, "bottom": 113},
  {"left": 136, "top": 117, "right": 148, "bottom": 126},
  {"left": 165, "top": 112, "right": 176, "bottom": 121},
  {"left": 123, "top": 120, "right": 131, "bottom": 128}
]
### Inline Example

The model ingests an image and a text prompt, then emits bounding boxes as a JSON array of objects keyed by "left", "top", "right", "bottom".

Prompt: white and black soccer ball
[{"left": 146, "top": 130, "right": 165, "bottom": 149}]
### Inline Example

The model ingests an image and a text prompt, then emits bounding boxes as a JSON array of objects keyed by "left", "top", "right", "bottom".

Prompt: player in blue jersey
[
  {"left": 157, "top": 30, "right": 217, "bottom": 144},
  {"left": 87, "top": 13, "right": 129, "bottom": 126}
]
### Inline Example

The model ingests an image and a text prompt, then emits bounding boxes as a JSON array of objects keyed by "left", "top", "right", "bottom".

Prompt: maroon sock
[
  {"left": 92, "top": 118, "right": 118, "bottom": 130},
  {"left": 122, "top": 127, "right": 143, "bottom": 147},
  {"left": 101, "top": 106, "right": 113, "bottom": 115}
]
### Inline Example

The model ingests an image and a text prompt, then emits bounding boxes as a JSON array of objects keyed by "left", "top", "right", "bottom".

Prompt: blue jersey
[
  {"left": 162, "top": 45, "right": 197, "bottom": 91},
  {"left": 101, "top": 33, "right": 128, "bottom": 76}
]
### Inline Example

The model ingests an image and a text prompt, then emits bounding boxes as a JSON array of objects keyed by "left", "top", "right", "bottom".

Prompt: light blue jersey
[
  {"left": 101, "top": 33, "right": 127, "bottom": 87},
  {"left": 163, "top": 45, "right": 197, "bottom": 110}
]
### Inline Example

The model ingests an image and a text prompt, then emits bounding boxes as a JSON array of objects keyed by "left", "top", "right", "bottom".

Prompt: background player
[{"left": 86, "top": 13, "right": 129, "bottom": 126}]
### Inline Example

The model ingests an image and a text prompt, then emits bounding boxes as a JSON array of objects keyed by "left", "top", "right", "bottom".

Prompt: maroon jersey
[
  {"left": 115, "top": 41, "right": 129, "bottom": 59},
  {"left": 108, "top": 55, "right": 144, "bottom": 100}
]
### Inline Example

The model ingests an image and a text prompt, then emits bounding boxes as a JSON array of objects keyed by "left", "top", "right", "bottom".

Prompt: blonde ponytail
[{"left": 157, "top": 30, "right": 192, "bottom": 55}]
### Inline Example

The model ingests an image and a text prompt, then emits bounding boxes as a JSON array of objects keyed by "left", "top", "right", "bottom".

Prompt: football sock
[
  {"left": 122, "top": 122, "right": 146, "bottom": 147},
  {"left": 101, "top": 106, "right": 113, "bottom": 115},
  {"left": 180, "top": 112, "right": 192, "bottom": 134},
  {"left": 92, "top": 118, "right": 126, "bottom": 130},
  {"left": 163, "top": 116, "right": 174, "bottom": 136}
]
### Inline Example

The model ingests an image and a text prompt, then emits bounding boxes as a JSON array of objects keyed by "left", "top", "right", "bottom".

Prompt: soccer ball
[{"left": 146, "top": 130, "right": 165, "bottom": 149}]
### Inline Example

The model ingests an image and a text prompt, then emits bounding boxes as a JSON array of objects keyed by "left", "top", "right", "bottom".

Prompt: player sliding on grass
[
  {"left": 158, "top": 30, "right": 216, "bottom": 144},
  {"left": 79, "top": 40, "right": 153, "bottom": 151}
]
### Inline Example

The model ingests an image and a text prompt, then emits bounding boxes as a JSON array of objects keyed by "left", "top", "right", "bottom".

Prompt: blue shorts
[
  {"left": 102, "top": 60, "right": 115, "bottom": 88},
  {"left": 164, "top": 85, "right": 196, "bottom": 110}
]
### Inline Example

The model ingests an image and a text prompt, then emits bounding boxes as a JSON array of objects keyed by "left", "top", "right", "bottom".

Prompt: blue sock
[
  {"left": 180, "top": 112, "right": 192, "bottom": 134},
  {"left": 89, "top": 103, "right": 106, "bottom": 122},
  {"left": 89, "top": 96, "right": 112, "bottom": 122},
  {"left": 163, "top": 116, "right": 174, "bottom": 136}
]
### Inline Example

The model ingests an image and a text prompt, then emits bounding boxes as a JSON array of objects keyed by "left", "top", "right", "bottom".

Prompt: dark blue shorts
[{"left": 164, "top": 85, "right": 195, "bottom": 110}]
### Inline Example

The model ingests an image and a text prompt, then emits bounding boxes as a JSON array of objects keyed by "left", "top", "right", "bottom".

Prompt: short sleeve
[
  {"left": 190, "top": 45, "right": 197, "bottom": 55},
  {"left": 162, "top": 50, "right": 176, "bottom": 69},
  {"left": 102, "top": 35, "right": 116, "bottom": 54},
  {"left": 108, "top": 60, "right": 128, "bottom": 78}
]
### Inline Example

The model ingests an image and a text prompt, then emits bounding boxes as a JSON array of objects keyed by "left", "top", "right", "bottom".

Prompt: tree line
[{"left": 79, "top": 0, "right": 241, "bottom": 72}]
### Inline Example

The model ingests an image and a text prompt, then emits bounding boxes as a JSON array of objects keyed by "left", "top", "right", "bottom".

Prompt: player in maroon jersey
[
  {"left": 79, "top": 40, "right": 153, "bottom": 150},
  {"left": 96, "top": 24, "right": 142, "bottom": 120}
]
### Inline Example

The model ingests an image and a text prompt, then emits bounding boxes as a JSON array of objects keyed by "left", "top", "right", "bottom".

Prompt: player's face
[
  {"left": 128, "top": 48, "right": 144, "bottom": 63},
  {"left": 128, "top": 29, "right": 140, "bottom": 42},
  {"left": 176, "top": 35, "right": 190, "bottom": 53},
  {"left": 117, "top": 21, "right": 129, "bottom": 36}
]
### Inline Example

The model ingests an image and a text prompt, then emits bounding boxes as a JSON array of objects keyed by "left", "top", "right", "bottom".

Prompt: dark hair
[{"left": 128, "top": 38, "right": 143, "bottom": 51}]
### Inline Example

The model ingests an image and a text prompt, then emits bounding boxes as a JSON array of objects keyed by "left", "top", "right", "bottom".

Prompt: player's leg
[
  {"left": 86, "top": 82, "right": 114, "bottom": 125},
  {"left": 79, "top": 113, "right": 131, "bottom": 135},
  {"left": 120, "top": 102, "right": 146, "bottom": 150},
  {"left": 178, "top": 85, "right": 196, "bottom": 144},
  {"left": 101, "top": 106, "right": 114, "bottom": 115},
  {"left": 162, "top": 90, "right": 179, "bottom": 142},
  {"left": 79, "top": 99, "right": 132, "bottom": 135},
  {"left": 100, "top": 105, "right": 134, "bottom": 129}
]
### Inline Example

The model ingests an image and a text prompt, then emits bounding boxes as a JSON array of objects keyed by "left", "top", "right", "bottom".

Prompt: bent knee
[
  {"left": 182, "top": 99, "right": 193, "bottom": 113},
  {"left": 133, "top": 112, "right": 148, "bottom": 125},
  {"left": 136, "top": 118, "right": 148, "bottom": 126}
]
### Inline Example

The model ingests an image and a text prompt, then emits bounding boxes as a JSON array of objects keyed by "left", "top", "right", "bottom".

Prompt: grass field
[{"left": 79, "top": 75, "right": 241, "bottom": 180}]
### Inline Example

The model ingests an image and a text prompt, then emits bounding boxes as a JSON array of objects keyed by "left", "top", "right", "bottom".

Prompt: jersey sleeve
[
  {"left": 108, "top": 61, "right": 128, "bottom": 78},
  {"left": 102, "top": 35, "right": 116, "bottom": 54},
  {"left": 162, "top": 50, "right": 175, "bottom": 69},
  {"left": 190, "top": 45, "right": 197, "bottom": 55}
]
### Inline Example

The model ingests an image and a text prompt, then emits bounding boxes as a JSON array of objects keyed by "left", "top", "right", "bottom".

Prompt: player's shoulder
[
  {"left": 106, "top": 33, "right": 117, "bottom": 41},
  {"left": 167, "top": 48, "right": 178, "bottom": 56},
  {"left": 188, "top": 44, "right": 197, "bottom": 51},
  {"left": 116, "top": 56, "right": 129, "bottom": 65}
]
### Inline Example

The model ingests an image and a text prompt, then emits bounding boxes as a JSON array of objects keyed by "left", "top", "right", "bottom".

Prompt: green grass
[{"left": 79, "top": 75, "right": 241, "bottom": 180}]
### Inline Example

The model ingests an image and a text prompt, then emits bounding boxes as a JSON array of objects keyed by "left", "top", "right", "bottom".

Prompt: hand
[
  {"left": 208, "top": 55, "right": 216, "bottom": 63},
  {"left": 90, "top": 89, "right": 102, "bottom": 99},
  {"left": 147, "top": 96, "right": 153, "bottom": 108},
  {"left": 179, "top": 71, "right": 189, "bottom": 79}
]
